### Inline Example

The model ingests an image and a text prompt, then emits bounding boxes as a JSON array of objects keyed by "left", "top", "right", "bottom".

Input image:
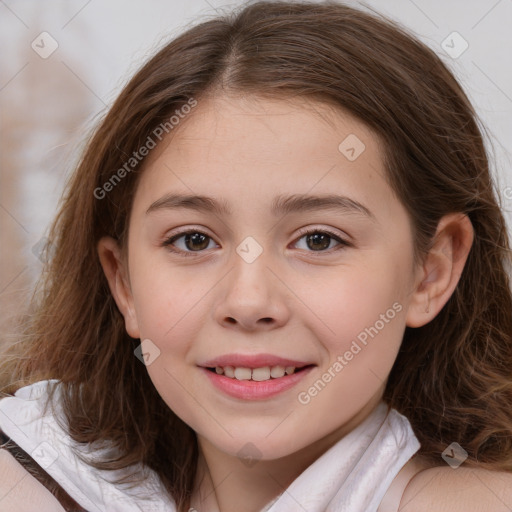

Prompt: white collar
[
  {"left": 0, "top": 380, "right": 173, "bottom": 511},
  {"left": 0, "top": 380, "right": 420, "bottom": 512},
  {"left": 263, "top": 401, "right": 420, "bottom": 511}
]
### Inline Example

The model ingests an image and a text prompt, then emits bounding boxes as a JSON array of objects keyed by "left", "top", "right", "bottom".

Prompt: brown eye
[
  {"left": 294, "top": 229, "right": 349, "bottom": 253},
  {"left": 305, "top": 232, "right": 332, "bottom": 251},
  {"left": 163, "top": 230, "right": 217, "bottom": 255},
  {"left": 183, "top": 232, "right": 210, "bottom": 251}
]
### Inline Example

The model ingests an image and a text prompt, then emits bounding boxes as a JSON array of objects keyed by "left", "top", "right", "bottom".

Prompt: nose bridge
[
  {"left": 215, "top": 240, "right": 289, "bottom": 330},
  {"left": 229, "top": 242, "right": 273, "bottom": 304}
]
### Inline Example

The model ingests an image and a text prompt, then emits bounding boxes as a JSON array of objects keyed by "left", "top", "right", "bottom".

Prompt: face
[{"left": 106, "top": 94, "right": 424, "bottom": 462}]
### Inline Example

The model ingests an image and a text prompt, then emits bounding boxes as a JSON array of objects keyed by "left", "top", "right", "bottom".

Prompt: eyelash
[{"left": 162, "top": 227, "right": 350, "bottom": 258}]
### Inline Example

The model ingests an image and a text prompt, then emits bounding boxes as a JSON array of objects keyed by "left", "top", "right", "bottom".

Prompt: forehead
[
  {"left": 133, "top": 93, "right": 400, "bottom": 225},
  {"left": 148, "top": 93, "right": 381, "bottom": 164}
]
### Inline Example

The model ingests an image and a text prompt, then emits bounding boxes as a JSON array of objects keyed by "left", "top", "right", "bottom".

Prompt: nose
[{"left": 214, "top": 251, "right": 291, "bottom": 332}]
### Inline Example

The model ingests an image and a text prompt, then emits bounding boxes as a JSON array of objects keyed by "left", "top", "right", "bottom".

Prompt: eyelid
[
  {"left": 293, "top": 225, "right": 349, "bottom": 242},
  {"left": 291, "top": 226, "right": 351, "bottom": 252},
  {"left": 162, "top": 225, "right": 351, "bottom": 257},
  {"left": 163, "top": 225, "right": 215, "bottom": 241},
  {"left": 162, "top": 226, "right": 219, "bottom": 258}
]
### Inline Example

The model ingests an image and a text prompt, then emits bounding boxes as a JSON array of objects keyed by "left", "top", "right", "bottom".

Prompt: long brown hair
[{"left": 2, "top": 1, "right": 512, "bottom": 510}]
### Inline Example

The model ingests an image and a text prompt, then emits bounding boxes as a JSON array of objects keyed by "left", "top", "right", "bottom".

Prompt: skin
[{"left": 98, "top": 93, "right": 474, "bottom": 512}]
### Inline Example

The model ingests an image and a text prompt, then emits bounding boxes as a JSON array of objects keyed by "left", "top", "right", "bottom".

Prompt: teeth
[
  {"left": 223, "top": 366, "right": 235, "bottom": 378},
  {"left": 213, "top": 365, "right": 298, "bottom": 381},
  {"left": 252, "top": 367, "right": 271, "bottom": 381},
  {"left": 234, "top": 367, "right": 252, "bottom": 380},
  {"left": 270, "top": 366, "right": 285, "bottom": 378}
]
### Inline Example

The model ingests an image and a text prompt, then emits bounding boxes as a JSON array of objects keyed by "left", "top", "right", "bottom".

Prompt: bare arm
[
  {"left": 399, "top": 465, "right": 512, "bottom": 512},
  {"left": 0, "top": 450, "right": 66, "bottom": 512}
]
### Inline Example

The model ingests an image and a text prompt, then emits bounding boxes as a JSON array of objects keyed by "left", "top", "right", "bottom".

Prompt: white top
[{"left": 0, "top": 380, "right": 421, "bottom": 512}]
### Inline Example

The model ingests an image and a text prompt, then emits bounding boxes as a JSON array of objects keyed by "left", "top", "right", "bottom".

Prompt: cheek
[
  {"left": 128, "top": 252, "right": 214, "bottom": 341},
  {"left": 301, "top": 264, "right": 406, "bottom": 342},
  {"left": 292, "top": 264, "right": 409, "bottom": 402},
  {"left": 297, "top": 276, "right": 406, "bottom": 421},
  {"left": 128, "top": 264, "right": 207, "bottom": 426}
]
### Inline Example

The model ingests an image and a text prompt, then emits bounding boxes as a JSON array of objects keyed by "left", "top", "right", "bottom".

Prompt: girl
[{"left": 1, "top": 1, "right": 512, "bottom": 511}]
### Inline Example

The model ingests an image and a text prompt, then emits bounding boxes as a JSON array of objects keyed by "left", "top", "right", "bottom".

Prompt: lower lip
[{"left": 200, "top": 366, "right": 314, "bottom": 400}]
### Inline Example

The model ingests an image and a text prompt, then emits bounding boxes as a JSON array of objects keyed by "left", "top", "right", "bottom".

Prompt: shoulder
[
  {"left": 400, "top": 463, "right": 512, "bottom": 511},
  {"left": 0, "top": 449, "right": 66, "bottom": 512}
]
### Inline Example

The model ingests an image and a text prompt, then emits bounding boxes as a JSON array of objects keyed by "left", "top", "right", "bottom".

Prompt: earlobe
[
  {"left": 97, "top": 236, "right": 140, "bottom": 338},
  {"left": 406, "top": 213, "right": 474, "bottom": 328}
]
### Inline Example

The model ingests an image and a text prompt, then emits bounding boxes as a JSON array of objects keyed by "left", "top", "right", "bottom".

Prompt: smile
[
  {"left": 208, "top": 365, "right": 302, "bottom": 381},
  {"left": 201, "top": 365, "right": 315, "bottom": 400}
]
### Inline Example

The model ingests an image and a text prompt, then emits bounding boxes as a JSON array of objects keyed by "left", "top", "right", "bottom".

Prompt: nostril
[{"left": 223, "top": 317, "right": 273, "bottom": 326}]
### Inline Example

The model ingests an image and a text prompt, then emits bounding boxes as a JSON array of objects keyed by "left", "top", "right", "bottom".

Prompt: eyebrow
[{"left": 146, "top": 193, "right": 376, "bottom": 221}]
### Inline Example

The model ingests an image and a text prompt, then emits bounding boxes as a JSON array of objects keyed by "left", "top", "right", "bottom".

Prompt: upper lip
[{"left": 200, "top": 354, "right": 314, "bottom": 369}]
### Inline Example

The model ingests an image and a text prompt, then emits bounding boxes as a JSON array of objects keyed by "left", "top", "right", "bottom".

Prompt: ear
[
  {"left": 97, "top": 236, "right": 140, "bottom": 338},
  {"left": 406, "top": 213, "right": 474, "bottom": 328}
]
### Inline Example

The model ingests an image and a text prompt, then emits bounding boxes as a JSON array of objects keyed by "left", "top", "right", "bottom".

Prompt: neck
[{"left": 190, "top": 394, "right": 384, "bottom": 512}]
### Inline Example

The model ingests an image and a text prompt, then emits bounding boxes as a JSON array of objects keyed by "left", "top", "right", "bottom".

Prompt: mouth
[
  {"left": 198, "top": 353, "right": 316, "bottom": 399},
  {"left": 199, "top": 359, "right": 316, "bottom": 400},
  {"left": 204, "top": 364, "right": 315, "bottom": 381}
]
